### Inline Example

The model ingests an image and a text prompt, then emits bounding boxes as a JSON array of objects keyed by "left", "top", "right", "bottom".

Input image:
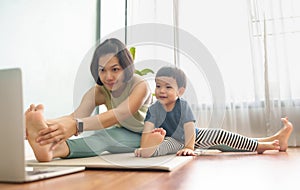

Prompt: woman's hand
[
  {"left": 36, "top": 116, "right": 77, "bottom": 149},
  {"left": 176, "top": 148, "right": 196, "bottom": 156}
]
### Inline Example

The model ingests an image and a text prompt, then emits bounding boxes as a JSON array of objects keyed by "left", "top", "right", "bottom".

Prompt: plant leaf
[
  {"left": 129, "top": 47, "right": 136, "bottom": 60},
  {"left": 134, "top": 70, "right": 143, "bottom": 76},
  {"left": 139, "top": 68, "right": 155, "bottom": 76}
]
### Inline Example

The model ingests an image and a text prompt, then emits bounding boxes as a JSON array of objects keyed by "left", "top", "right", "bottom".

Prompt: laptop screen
[{"left": 0, "top": 68, "right": 27, "bottom": 181}]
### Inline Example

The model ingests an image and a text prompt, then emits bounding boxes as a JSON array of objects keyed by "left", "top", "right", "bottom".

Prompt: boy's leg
[
  {"left": 135, "top": 136, "right": 184, "bottom": 158},
  {"left": 151, "top": 137, "right": 184, "bottom": 157}
]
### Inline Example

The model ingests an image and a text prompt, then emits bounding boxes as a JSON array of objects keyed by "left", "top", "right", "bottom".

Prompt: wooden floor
[{"left": 1, "top": 148, "right": 300, "bottom": 190}]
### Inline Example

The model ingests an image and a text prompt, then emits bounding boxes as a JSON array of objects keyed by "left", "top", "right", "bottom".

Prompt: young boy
[{"left": 135, "top": 66, "right": 293, "bottom": 158}]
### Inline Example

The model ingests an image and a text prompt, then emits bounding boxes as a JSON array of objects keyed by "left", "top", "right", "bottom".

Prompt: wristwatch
[{"left": 75, "top": 118, "right": 84, "bottom": 136}]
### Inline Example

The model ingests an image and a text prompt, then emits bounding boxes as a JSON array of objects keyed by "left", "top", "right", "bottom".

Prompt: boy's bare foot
[
  {"left": 257, "top": 140, "right": 280, "bottom": 154},
  {"left": 135, "top": 131, "right": 165, "bottom": 158},
  {"left": 144, "top": 131, "right": 165, "bottom": 149},
  {"left": 25, "top": 104, "right": 53, "bottom": 162}
]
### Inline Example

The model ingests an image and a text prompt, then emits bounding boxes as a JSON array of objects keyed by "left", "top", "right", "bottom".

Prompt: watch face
[
  {"left": 76, "top": 119, "right": 84, "bottom": 133},
  {"left": 78, "top": 121, "right": 84, "bottom": 133}
]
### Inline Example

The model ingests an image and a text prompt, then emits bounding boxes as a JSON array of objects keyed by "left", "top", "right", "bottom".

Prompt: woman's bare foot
[
  {"left": 276, "top": 117, "right": 293, "bottom": 151},
  {"left": 257, "top": 117, "right": 293, "bottom": 152},
  {"left": 25, "top": 104, "right": 53, "bottom": 162},
  {"left": 257, "top": 140, "right": 280, "bottom": 154}
]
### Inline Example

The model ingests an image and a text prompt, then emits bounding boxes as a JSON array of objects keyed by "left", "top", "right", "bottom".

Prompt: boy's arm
[
  {"left": 184, "top": 122, "right": 195, "bottom": 150},
  {"left": 176, "top": 121, "right": 196, "bottom": 156}
]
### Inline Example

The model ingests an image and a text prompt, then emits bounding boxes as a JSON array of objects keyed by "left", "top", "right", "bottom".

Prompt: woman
[{"left": 26, "top": 38, "right": 152, "bottom": 162}]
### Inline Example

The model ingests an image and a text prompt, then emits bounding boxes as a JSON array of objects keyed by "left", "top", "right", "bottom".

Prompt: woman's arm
[
  {"left": 36, "top": 85, "right": 103, "bottom": 145},
  {"left": 82, "top": 80, "right": 150, "bottom": 131},
  {"left": 37, "top": 80, "right": 150, "bottom": 145}
]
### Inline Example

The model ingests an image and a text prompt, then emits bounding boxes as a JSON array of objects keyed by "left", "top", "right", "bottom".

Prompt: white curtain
[
  {"left": 247, "top": 0, "right": 299, "bottom": 145},
  {"left": 125, "top": 0, "right": 299, "bottom": 145}
]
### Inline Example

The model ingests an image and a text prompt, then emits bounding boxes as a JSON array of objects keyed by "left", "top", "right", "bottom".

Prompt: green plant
[
  {"left": 129, "top": 47, "right": 154, "bottom": 76},
  {"left": 129, "top": 47, "right": 156, "bottom": 100}
]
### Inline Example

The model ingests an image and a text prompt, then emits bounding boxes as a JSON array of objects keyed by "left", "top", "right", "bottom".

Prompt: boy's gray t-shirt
[{"left": 145, "top": 98, "right": 195, "bottom": 143}]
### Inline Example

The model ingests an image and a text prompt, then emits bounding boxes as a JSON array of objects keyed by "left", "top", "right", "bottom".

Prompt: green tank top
[{"left": 100, "top": 75, "right": 150, "bottom": 133}]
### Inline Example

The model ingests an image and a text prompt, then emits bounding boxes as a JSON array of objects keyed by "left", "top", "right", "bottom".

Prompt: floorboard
[{"left": 1, "top": 148, "right": 300, "bottom": 190}]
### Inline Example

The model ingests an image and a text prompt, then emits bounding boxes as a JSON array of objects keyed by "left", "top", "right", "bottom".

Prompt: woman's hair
[
  {"left": 90, "top": 38, "right": 134, "bottom": 85},
  {"left": 155, "top": 66, "right": 187, "bottom": 88}
]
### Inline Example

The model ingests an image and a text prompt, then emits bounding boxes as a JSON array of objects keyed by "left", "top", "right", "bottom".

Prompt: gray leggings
[
  {"left": 152, "top": 128, "right": 258, "bottom": 157},
  {"left": 66, "top": 126, "right": 141, "bottom": 158}
]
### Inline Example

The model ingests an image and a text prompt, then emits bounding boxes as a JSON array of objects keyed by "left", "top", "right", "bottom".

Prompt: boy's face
[{"left": 155, "top": 76, "right": 183, "bottom": 110}]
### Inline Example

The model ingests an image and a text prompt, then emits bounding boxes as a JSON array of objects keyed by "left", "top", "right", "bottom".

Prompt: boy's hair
[
  {"left": 90, "top": 38, "right": 134, "bottom": 86},
  {"left": 155, "top": 66, "right": 187, "bottom": 88}
]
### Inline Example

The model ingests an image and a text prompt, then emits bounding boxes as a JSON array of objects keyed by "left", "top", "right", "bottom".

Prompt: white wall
[
  {"left": 0, "top": 0, "right": 97, "bottom": 118},
  {"left": 0, "top": 0, "right": 97, "bottom": 159}
]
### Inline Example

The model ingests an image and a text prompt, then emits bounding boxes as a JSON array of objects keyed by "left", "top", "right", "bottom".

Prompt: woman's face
[{"left": 98, "top": 54, "right": 125, "bottom": 91}]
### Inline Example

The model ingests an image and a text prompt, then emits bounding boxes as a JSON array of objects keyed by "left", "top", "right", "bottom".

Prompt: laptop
[{"left": 0, "top": 68, "right": 85, "bottom": 183}]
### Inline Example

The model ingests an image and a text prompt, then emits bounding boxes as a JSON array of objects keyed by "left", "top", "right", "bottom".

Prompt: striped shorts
[{"left": 152, "top": 128, "right": 258, "bottom": 157}]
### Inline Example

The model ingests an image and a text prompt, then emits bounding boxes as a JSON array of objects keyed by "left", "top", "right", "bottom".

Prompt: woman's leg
[
  {"left": 104, "top": 127, "right": 141, "bottom": 153},
  {"left": 195, "top": 117, "right": 292, "bottom": 153},
  {"left": 195, "top": 128, "right": 259, "bottom": 152},
  {"left": 67, "top": 126, "right": 141, "bottom": 158},
  {"left": 195, "top": 128, "right": 280, "bottom": 153},
  {"left": 26, "top": 105, "right": 141, "bottom": 161}
]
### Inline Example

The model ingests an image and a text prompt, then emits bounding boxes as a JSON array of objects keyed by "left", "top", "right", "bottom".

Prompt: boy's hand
[{"left": 176, "top": 148, "right": 196, "bottom": 156}]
